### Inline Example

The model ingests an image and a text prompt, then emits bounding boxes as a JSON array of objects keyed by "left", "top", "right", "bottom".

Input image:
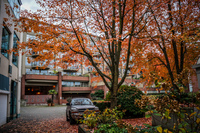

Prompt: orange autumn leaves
[{"left": 6, "top": 0, "right": 199, "bottom": 91}]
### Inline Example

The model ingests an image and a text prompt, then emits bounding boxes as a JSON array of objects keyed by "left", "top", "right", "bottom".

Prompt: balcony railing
[
  {"left": 31, "top": 61, "right": 50, "bottom": 70},
  {"left": 26, "top": 71, "right": 58, "bottom": 75}
]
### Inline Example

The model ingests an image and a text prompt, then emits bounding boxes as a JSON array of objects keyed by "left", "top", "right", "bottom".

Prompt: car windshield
[{"left": 71, "top": 98, "right": 93, "bottom": 105}]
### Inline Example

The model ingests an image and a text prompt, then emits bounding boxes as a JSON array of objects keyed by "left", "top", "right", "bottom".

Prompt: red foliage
[{"left": 122, "top": 117, "right": 152, "bottom": 128}]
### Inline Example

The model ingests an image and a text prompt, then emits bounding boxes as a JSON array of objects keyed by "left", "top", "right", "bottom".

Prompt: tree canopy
[
  {"left": 16, "top": 0, "right": 150, "bottom": 108},
  {"left": 131, "top": 0, "right": 200, "bottom": 92},
  {"left": 6, "top": 0, "right": 200, "bottom": 107}
]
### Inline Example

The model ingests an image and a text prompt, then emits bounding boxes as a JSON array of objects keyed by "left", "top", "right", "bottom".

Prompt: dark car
[{"left": 66, "top": 97, "right": 99, "bottom": 124}]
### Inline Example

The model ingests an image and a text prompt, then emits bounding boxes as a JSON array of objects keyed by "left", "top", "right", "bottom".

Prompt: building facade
[
  {"left": 0, "top": 0, "right": 22, "bottom": 126},
  {"left": 20, "top": 33, "right": 166, "bottom": 105},
  {"left": 21, "top": 32, "right": 92, "bottom": 105}
]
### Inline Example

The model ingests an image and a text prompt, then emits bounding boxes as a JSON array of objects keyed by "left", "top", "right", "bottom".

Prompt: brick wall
[
  {"left": 191, "top": 74, "right": 199, "bottom": 92},
  {"left": 24, "top": 95, "right": 52, "bottom": 104}
]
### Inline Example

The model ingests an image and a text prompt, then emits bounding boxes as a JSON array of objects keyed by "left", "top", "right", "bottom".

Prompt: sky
[{"left": 21, "top": 0, "right": 40, "bottom": 11}]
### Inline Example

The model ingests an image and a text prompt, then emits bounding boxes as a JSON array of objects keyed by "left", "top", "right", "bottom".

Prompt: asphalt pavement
[{"left": 0, "top": 105, "right": 78, "bottom": 133}]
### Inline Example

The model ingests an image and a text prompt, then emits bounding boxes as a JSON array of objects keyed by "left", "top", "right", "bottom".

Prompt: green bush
[
  {"left": 95, "top": 123, "right": 128, "bottom": 133},
  {"left": 95, "top": 101, "right": 111, "bottom": 112},
  {"left": 158, "top": 92, "right": 197, "bottom": 105},
  {"left": 92, "top": 97, "right": 103, "bottom": 100},
  {"left": 82, "top": 107, "right": 125, "bottom": 131},
  {"left": 117, "top": 85, "right": 144, "bottom": 118},
  {"left": 105, "top": 91, "right": 111, "bottom": 101},
  {"left": 91, "top": 90, "right": 104, "bottom": 100}
]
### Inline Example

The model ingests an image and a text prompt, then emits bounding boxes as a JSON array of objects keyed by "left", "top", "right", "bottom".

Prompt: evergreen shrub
[{"left": 117, "top": 85, "right": 144, "bottom": 118}]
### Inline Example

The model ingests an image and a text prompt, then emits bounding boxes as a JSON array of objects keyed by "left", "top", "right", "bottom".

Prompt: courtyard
[
  {"left": 0, "top": 106, "right": 78, "bottom": 133},
  {"left": 0, "top": 105, "right": 151, "bottom": 133}
]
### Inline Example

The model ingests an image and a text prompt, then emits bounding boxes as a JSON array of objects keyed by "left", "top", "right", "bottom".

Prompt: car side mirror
[
  {"left": 93, "top": 102, "right": 97, "bottom": 105},
  {"left": 66, "top": 103, "right": 70, "bottom": 106}
]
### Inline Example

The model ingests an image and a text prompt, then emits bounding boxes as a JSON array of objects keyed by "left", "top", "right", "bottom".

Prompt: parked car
[{"left": 66, "top": 97, "right": 99, "bottom": 124}]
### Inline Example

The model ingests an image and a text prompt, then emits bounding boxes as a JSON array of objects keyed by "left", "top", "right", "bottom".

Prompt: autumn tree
[
  {"left": 132, "top": 0, "right": 200, "bottom": 93},
  {"left": 16, "top": 0, "right": 149, "bottom": 108}
]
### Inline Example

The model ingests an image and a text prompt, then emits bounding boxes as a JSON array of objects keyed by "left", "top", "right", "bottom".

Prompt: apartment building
[
  {"left": 0, "top": 0, "right": 22, "bottom": 126},
  {"left": 20, "top": 32, "right": 162, "bottom": 105},
  {"left": 21, "top": 32, "right": 92, "bottom": 105}
]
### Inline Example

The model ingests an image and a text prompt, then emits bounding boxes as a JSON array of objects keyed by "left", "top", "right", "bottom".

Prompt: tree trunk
[
  {"left": 110, "top": 89, "right": 118, "bottom": 109},
  {"left": 110, "top": 72, "right": 119, "bottom": 109},
  {"left": 52, "top": 94, "right": 54, "bottom": 104}
]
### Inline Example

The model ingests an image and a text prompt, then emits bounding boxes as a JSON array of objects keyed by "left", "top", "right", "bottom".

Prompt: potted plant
[
  {"left": 67, "top": 97, "right": 72, "bottom": 103},
  {"left": 48, "top": 89, "right": 58, "bottom": 106},
  {"left": 46, "top": 98, "right": 52, "bottom": 106}
]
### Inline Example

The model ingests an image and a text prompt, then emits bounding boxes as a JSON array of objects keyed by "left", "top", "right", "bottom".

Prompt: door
[
  {"left": 10, "top": 81, "right": 17, "bottom": 119},
  {"left": 0, "top": 94, "right": 7, "bottom": 126}
]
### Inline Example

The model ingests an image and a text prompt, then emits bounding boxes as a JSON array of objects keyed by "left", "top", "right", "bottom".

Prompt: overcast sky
[{"left": 21, "top": 0, "right": 41, "bottom": 11}]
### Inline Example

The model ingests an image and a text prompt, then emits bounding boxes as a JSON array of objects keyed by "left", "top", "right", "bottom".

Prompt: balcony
[
  {"left": 62, "top": 75, "right": 89, "bottom": 82},
  {"left": 94, "top": 60, "right": 101, "bottom": 65},
  {"left": 25, "top": 74, "right": 58, "bottom": 80},
  {"left": 62, "top": 55, "right": 78, "bottom": 63},
  {"left": 31, "top": 52, "right": 39, "bottom": 58},
  {"left": 63, "top": 66, "right": 79, "bottom": 72},
  {"left": 31, "top": 61, "right": 50, "bottom": 70},
  {"left": 62, "top": 87, "right": 91, "bottom": 92},
  {"left": 93, "top": 52, "right": 101, "bottom": 57},
  {"left": 63, "top": 69, "right": 78, "bottom": 72}
]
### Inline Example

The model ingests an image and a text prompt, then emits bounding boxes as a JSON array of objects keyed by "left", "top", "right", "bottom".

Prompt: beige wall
[
  {"left": 0, "top": 0, "right": 22, "bottom": 120},
  {"left": 0, "top": 55, "right": 9, "bottom": 77}
]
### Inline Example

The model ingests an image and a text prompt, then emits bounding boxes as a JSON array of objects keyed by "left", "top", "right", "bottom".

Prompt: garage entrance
[{"left": 0, "top": 94, "right": 7, "bottom": 126}]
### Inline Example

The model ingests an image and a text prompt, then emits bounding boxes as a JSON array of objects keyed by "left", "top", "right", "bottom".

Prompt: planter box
[
  {"left": 78, "top": 124, "right": 92, "bottom": 133},
  {"left": 152, "top": 107, "right": 200, "bottom": 131},
  {"left": 20, "top": 99, "right": 27, "bottom": 106}
]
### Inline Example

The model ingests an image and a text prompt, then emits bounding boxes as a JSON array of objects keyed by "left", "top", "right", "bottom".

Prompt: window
[
  {"left": 81, "top": 82, "right": 89, "bottom": 87},
  {"left": 66, "top": 72, "right": 76, "bottom": 75},
  {"left": 8, "top": 0, "right": 21, "bottom": 18},
  {"left": 62, "top": 81, "right": 88, "bottom": 87},
  {"left": 71, "top": 98, "right": 92, "bottom": 105},
  {"left": 75, "top": 82, "right": 81, "bottom": 87},
  {"left": 1, "top": 26, "right": 10, "bottom": 59},
  {"left": 12, "top": 32, "right": 19, "bottom": 66},
  {"left": 67, "top": 82, "right": 74, "bottom": 87},
  {"left": 62, "top": 81, "right": 74, "bottom": 87}
]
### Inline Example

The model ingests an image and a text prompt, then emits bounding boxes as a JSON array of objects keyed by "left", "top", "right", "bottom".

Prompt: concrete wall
[{"left": 0, "top": 0, "right": 22, "bottom": 123}]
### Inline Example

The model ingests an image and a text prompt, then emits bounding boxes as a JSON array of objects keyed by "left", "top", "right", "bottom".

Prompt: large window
[
  {"left": 25, "top": 69, "right": 50, "bottom": 75},
  {"left": 8, "top": 0, "right": 21, "bottom": 18},
  {"left": 1, "top": 26, "right": 10, "bottom": 59},
  {"left": 12, "top": 32, "right": 19, "bottom": 66},
  {"left": 75, "top": 82, "right": 81, "bottom": 87},
  {"left": 62, "top": 81, "right": 89, "bottom": 87}
]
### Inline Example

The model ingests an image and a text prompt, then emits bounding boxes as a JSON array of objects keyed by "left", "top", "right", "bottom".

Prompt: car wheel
[
  {"left": 69, "top": 112, "right": 75, "bottom": 125},
  {"left": 66, "top": 111, "right": 69, "bottom": 121}
]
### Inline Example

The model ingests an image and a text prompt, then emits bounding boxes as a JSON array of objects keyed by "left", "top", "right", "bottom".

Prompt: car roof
[{"left": 71, "top": 97, "right": 90, "bottom": 100}]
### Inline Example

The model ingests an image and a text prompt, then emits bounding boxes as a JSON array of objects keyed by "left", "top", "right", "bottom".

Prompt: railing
[{"left": 26, "top": 70, "right": 58, "bottom": 75}]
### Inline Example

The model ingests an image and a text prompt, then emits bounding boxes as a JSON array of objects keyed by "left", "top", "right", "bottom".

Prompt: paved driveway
[{"left": 0, "top": 106, "right": 78, "bottom": 133}]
